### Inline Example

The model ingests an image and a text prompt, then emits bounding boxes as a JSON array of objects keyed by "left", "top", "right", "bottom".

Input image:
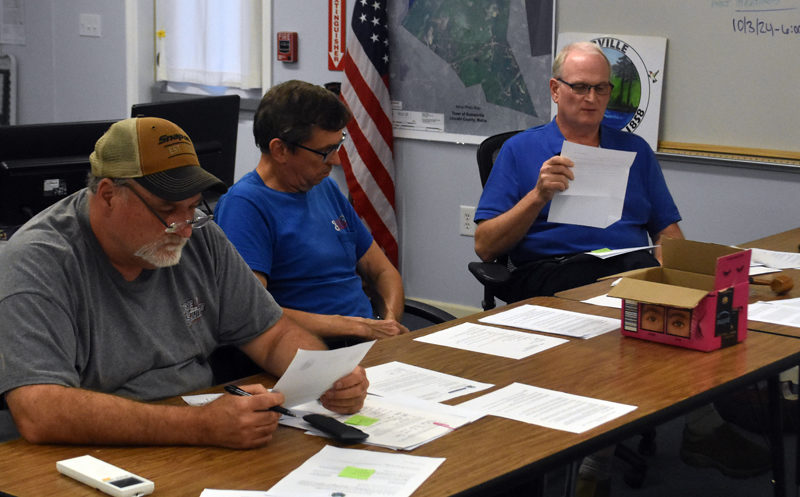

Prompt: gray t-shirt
[{"left": 0, "top": 189, "right": 282, "bottom": 402}]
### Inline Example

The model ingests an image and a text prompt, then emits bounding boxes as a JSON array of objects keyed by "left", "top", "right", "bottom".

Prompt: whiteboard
[{"left": 557, "top": 0, "right": 800, "bottom": 162}]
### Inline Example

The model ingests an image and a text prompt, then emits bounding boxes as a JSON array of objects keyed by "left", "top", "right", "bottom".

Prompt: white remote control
[{"left": 56, "top": 455, "right": 154, "bottom": 497}]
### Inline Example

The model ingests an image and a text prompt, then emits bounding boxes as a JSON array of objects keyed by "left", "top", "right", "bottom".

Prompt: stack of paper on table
[
  {"left": 365, "top": 361, "right": 493, "bottom": 402},
  {"left": 200, "top": 446, "right": 445, "bottom": 497},
  {"left": 413, "top": 321, "right": 567, "bottom": 359},
  {"left": 264, "top": 446, "right": 445, "bottom": 497},
  {"left": 749, "top": 298, "right": 800, "bottom": 328},
  {"left": 457, "top": 382, "right": 636, "bottom": 433},
  {"left": 748, "top": 248, "right": 800, "bottom": 270},
  {"left": 281, "top": 395, "right": 482, "bottom": 451},
  {"left": 478, "top": 304, "right": 619, "bottom": 339}
]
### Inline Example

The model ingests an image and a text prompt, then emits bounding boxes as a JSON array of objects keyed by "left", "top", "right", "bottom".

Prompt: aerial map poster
[{"left": 388, "top": 0, "right": 555, "bottom": 144}]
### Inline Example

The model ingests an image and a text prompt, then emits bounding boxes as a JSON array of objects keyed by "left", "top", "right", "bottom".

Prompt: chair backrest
[{"left": 475, "top": 130, "right": 523, "bottom": 187}]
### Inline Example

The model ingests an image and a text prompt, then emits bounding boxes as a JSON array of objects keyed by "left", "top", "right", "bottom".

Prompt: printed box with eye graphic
[{"left": 606, "top": 238, "right": 751, "bottom": 352}]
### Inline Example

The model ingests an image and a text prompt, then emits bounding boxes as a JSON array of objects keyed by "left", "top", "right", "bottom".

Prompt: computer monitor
[
  {"left": 131, "top": 95, "right": 240, "bottom": 189},
  {"left": 0, "top": 119, "right": 117, "bottom": 227}
]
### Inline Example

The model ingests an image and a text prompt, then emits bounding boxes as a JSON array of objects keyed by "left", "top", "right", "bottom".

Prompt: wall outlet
[
  {"left": 459, "top": 205, "right": 476, "bottom": 237},
  {"left": 79, "top": 13, "right": 102, "bottom": 38}
]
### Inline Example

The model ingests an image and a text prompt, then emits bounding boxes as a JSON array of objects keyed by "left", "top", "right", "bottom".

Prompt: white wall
[
  {"left": 6, "top": 0, "right": 800, "bottom": 314},
  {"left": 0, "top": 0, "right": 145, "bottom": 123}
]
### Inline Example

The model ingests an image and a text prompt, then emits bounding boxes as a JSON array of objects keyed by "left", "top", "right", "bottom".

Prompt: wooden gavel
[{"left": 749, "top": 274, "right": 794, "bottom": 294}]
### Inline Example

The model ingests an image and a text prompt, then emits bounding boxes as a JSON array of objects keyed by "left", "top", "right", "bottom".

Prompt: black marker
[{"left": 224, "top": 384, "right": 296, "bottom": 417}]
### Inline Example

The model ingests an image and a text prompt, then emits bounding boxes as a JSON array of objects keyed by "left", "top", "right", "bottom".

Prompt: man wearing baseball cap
[{"left": 0, "top": 117, "right": 368, "bottom": 448}]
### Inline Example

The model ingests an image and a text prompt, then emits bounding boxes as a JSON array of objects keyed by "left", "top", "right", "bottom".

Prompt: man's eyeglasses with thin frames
[
  {"left": 284, "top": 132, "right": 347, "bottom": 162},
  {"left": 556, "top": 78, "right": 614, "bottom": 96},
  {"left": 122, "top": 182, "right": 213, "bottom": 234}
]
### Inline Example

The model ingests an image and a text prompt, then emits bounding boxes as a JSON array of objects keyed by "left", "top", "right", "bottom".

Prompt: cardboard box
[{"left": 607, "top": 239, "right": 751, "bottom": 352}]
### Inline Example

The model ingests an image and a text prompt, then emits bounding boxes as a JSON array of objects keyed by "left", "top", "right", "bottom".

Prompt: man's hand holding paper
[
  {"left": 272, "top": 340, "right": 374, "bottom": 413},
  {"left": 535, "top": 154, "right": 575, "bottom": 203},
  {"left": 320, "top": 365, "right": 369, "bottom": 413}
]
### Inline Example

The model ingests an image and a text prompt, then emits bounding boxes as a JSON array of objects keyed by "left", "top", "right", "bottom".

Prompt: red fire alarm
[{"left": 277, "top": 32, "right": 298, "bottom": 62}]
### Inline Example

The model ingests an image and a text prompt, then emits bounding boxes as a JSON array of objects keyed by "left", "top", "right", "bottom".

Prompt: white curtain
[{"left": 156, "top": 0, "right": 261, "bottom": 89}]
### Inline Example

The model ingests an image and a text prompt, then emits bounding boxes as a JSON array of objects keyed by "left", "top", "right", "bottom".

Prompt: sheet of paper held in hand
[
  {"left": 478, "top": 304, "right": 619, "bottom": 339},
  {"left": 281, "top": 395, "right": 482, "bottom": 450},
  {"left": 458, "top": 382, "right": 636, "bottom": 433},
  {"left": 366, "top": 361, "right": 494, "bottom": 402},
  {"left": 272, "top": 340, "right": 375, "bottom": 407},
  {"left": 547, "top": 140, "right": 636, "bottom": 228},
  {"left": 264, "top": 446, "right": 445, "bottom": 497},
  {"left": 413, "top": 322, "right": 568, "bottom": 359},
  {"left": 182, "top": 341, "right": 375, "bottom": 409}
]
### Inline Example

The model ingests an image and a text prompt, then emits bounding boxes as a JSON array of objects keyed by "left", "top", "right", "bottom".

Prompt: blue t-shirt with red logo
[{"left": 215, "top": 173, "right": 374, "bottom": 318}]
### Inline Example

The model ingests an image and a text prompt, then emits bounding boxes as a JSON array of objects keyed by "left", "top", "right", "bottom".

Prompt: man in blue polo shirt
[
  {"left": 215, "top": 80, "right": 408, "bottom": 348},
  {"left": 475, "top": 42, "right": 768, "bottom": 495},
  {"left": 474, "top": 42, "right": 683, "bottom": 301}
]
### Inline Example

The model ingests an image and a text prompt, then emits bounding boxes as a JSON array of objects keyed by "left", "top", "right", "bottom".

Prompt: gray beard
[{"left": 134, "top": 235, "right": 188, "bottom": 267}]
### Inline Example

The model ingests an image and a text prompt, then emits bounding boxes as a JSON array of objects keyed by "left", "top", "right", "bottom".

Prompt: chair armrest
[
  {"left": 404, "top": 298, "right": 457, "bottom": 324},
  {"left": 468, "top": 261, "right": 512, "bottom": 286}
]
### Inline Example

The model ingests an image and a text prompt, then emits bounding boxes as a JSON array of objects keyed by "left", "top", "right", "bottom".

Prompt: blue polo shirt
[{"left": 475, "top": 118, "right": 681, "bottom": 265}]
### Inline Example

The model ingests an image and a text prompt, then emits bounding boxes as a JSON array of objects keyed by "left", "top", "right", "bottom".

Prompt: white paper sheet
[
  {"left": 366, "top": 361, "right": 494, "bottom": 402},
  {"left": 585, "top": 245, "right": 655, "bottom": 259},
  {"left": 547, "top": 141, "right": 636, "bottom": 228},
  {"left": 749, "top": 301, "right": 800, "bottom": 327},
  {"left": 749, "top": 265, "right": 781, "bottom": 276},
  {"left": 413, "top": 322, "right": 568, "bottom": 359},
  {"left": 201, "top": 491, "right": 269, "bottom": 497},
  {"left": 273, "top": 341, "right": 375, "bottom": 407},
  {"left": 281, "top": 395, "right": 482, "bottom": 450},
  {"left": 582, "top": 294, "right": 622, "bottom": 309},
  {"left": 748, "top": 248, "right": 800, "bottom": 270},
  {"left": 182, "top": 393, "right": 222, "bottom": 406},
  {"left": 265, "top": 446, "right": 444, "bottom": 497},
  {"left": 478, "top": 304, "right": 619, "bottom": 339},
  {"left": 457, "top": 382, "right": 636, "bottom": 433}
]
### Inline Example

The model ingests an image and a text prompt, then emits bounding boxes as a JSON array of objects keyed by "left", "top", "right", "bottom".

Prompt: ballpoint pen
[{"left": 223, "top": 384, "right": 296, "bottom": 417}]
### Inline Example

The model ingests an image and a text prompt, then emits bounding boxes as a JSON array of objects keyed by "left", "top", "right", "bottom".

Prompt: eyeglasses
[
  {"left": 122, "top": 183, "right": 213, "bottom": 234},
  {"left": 285, "top": 132, "right": 347, "bottom": 162},
  {"left": 556, "top": 78, "right": 614, "bottom": 96}
]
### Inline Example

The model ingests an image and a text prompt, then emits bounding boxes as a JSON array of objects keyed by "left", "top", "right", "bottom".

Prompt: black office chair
[
  {"left": 468, "top": 130, "right": 523, "bottom": 310},
  {"left": 401, "top": 298, "right": 457, "bottom": 330},
  {"left": 467, "top": 130, "right": 655, "bottom": 489}
]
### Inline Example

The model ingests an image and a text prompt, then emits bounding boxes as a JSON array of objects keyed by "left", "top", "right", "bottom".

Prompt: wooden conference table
[{"left": 2, "top": 297, "right": 800, "bottom": 497}]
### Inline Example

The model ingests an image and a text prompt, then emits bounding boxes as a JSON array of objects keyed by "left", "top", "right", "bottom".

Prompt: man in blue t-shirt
[
  {"left": 216, "top": 80, "right": 408, "bottom": 347},
  {"left": 474, "top": 42, "right": 684, "bottom": 301}
]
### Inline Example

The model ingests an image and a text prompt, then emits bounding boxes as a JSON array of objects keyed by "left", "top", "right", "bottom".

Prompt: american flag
[{"left": 340, "top": 0, "right": 399, "bottom": 267}]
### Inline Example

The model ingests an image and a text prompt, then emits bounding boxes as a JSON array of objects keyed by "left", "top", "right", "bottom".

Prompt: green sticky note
[
  {"left": 591, "top": 248, "right": 611, "bottom": 253},
  {"left": 339, "top": 466, "right": 376, "bottom": 480},
  {"left": 344, "top": 414, "right": 379, "bottom": 426}
]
